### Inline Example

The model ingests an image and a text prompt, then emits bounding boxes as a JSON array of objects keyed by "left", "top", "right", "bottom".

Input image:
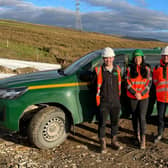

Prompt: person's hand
[{"left": 135, "top": 93, "right": 142, "bottom": 100}]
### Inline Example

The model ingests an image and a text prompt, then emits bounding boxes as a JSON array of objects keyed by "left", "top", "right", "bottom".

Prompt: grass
[{"left": 0, "top": 19, "right": 167, "bottom": 66}]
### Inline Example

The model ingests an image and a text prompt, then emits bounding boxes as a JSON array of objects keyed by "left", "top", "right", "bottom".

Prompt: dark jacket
[{"left": 99, "top": 65, "right": 121, "bottom": 106}]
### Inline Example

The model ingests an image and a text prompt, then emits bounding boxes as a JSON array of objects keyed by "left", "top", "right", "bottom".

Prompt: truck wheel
[{"left": 28, "top": 106, "right": 70, "bottom": 149}]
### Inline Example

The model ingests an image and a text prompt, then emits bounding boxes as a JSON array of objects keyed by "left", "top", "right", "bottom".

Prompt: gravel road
[{"left": 0, "top": 119, "right": 168, "bottom": 168}]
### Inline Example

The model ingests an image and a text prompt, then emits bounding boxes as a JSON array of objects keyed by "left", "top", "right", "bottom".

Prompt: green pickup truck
[{"left": 0, "top": 48, "right": 162, "bottom": 149}]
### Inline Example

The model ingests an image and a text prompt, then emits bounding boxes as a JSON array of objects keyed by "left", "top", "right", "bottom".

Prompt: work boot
[
  {"left": 154, "top": 135, "right": 162, "bottom": 143},
  {"left": 135, "top": 131, "right": 141, "bottom": 146},
  {"left": 111, "top": 136, "right": 123, "bottom": 150},
  {"left": 140, "top": 135, "right": 146, "bottom": 149},
  {"left": 100, "top": 138, "right": 107, "bottom": 154}
]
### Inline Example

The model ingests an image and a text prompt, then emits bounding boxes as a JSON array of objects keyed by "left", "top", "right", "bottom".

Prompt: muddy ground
[{"left": 0, "top": 118, "right": 168, "bottom": 168}]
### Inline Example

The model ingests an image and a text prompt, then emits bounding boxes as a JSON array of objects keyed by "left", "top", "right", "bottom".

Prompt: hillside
[{"left": 0, "top": 19, "right": 167, "bottom": 66}]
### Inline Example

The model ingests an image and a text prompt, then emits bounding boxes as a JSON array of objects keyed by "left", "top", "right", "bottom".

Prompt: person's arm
[
  {"left": 141, "top": 66, "right": 152, "bottom": 96},
  {"left": 153, "top": 66, "right": 159, "bottom": 86},
  {"left": 126, "top": 67, "right": 137, "bottom": 95},
  {"left": 79, "top": 70, "right": 96, "bottom": 82},
  {"left": 117, "top": 65, "right": 121, "bottom": 96}
]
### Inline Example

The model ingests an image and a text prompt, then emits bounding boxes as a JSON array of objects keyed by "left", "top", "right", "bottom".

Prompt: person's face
[
  {"left": 103, "top": 57, "right": 114, "bottom": 66},
  {"left": 162, "top": 55, "right": 168, "bottom": 64},
  {"left": 134, "top": 56, "right": 142, "bottom": 65},
  {"left": 104, "top": 57, "right": 114, "bottom": 66}
]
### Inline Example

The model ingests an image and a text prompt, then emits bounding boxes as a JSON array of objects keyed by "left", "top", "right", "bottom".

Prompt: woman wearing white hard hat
[{"left": 153, "top": 46, "right": 168, "bottom": 143}]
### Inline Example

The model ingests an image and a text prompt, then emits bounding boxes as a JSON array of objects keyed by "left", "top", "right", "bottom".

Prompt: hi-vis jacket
[
  {"left": 126, "top": 65, "right": 152, "bottom": 100},
  {"left": 153, "top": 59, "right": 168, "bottom": 103},
  {"left": 95, "top": 65, "right": 121, "bottom": 106}
]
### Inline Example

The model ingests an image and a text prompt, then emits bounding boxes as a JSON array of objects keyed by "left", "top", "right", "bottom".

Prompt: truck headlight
[{"left": 0, "top": 87, "right": 28, "bottom": 99}]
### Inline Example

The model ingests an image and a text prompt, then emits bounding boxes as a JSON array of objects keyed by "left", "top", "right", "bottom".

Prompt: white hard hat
[
  {"left": 102, "top": 47, "right": 115, "bottom": 58},
  {"left": 161, "top": 46, "right": 168, "bottom": 55}
]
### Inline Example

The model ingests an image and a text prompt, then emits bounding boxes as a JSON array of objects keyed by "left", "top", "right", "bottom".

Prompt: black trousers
[
  {"left": 98, "top": 102, "right": 120, "bottom": 138},
  {"left": 130, "top": 98, "right": 149, "bottom": 136},
  {"left": 157, "top": 101, "right": 168, "bottom": 136}
]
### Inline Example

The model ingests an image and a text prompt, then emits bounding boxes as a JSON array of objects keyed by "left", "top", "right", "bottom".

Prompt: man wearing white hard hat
[
  {"left": 95, "top": 47, "right": 123, "bottom": 153},
  {"left": 153, "top": 46, "right": 168, "bottom": 143}
]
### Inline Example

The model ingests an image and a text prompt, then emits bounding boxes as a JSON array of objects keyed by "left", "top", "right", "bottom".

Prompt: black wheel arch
[{"left": 19, "top": 102, "right": 73, "bottom": 136}]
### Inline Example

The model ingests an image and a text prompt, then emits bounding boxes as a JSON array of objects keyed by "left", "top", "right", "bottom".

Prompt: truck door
[{"left": 75, "top": 57, "right": 103, "bottom": 122}]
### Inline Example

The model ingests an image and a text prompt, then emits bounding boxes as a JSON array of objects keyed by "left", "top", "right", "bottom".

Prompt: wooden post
[{"left": 7, "top": 40, "right": 8, "bottom": 48}]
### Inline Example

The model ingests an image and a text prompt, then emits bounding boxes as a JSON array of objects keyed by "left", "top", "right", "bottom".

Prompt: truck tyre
[{"left": 28, "top": 106, "right": 70, "bottom": 149}]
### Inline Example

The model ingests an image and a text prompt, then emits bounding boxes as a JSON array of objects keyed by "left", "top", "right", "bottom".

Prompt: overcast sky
[{"left": 0, "top": 0, "right": 168, "bottom": 42}]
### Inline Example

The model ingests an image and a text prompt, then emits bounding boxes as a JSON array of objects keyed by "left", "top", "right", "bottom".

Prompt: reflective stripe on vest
[
  {"left": 157, "top": 88, "right": 168, "bottom": 92},
  {"left": 157, "top": 81, "right": 168, "bottom": 86}
]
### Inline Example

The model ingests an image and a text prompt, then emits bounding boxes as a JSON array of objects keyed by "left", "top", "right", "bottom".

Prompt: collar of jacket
[
  {"left": 102, "top": 64, "right": 117, "bottom": 72},
  {"left": 160, "top": 59, "right": 168, "bottom": 67}
]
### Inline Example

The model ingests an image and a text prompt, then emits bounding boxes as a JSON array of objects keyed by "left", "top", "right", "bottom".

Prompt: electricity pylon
[{"left": 75, "top": 0, "right": 83, "bottom": 31}]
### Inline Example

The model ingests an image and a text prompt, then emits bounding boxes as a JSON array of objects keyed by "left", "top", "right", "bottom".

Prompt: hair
[
  {"left": 129, "top": 57, "right": 149, "bottom": 78},
  {"left": 160, "top": 59, "right": 167, "bottom": 79}
]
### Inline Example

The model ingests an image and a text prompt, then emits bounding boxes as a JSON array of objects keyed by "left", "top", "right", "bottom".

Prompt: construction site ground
[{"left": 0, "top": 118, "right": 168, "bottom": 168}]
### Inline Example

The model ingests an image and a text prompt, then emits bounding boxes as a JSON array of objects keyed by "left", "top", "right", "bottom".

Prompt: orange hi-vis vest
[
  {"left": 153, "top": 59, "right": 168, "bottom": 103},
  {"left": 126, "top": 65, "right": 151, "bottom": 100},
  {"left": 95, "top": 65, "right": 121, "bottom": 106}
]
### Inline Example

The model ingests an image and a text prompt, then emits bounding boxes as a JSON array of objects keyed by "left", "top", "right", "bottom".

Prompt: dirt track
[{"left": 0, "top": 118, "right": 168, "bottom": 168}]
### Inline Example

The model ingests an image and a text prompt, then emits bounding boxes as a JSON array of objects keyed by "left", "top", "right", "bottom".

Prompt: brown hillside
[{"left": 0, "top": 19, "right": 167, "bottom": 66}]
